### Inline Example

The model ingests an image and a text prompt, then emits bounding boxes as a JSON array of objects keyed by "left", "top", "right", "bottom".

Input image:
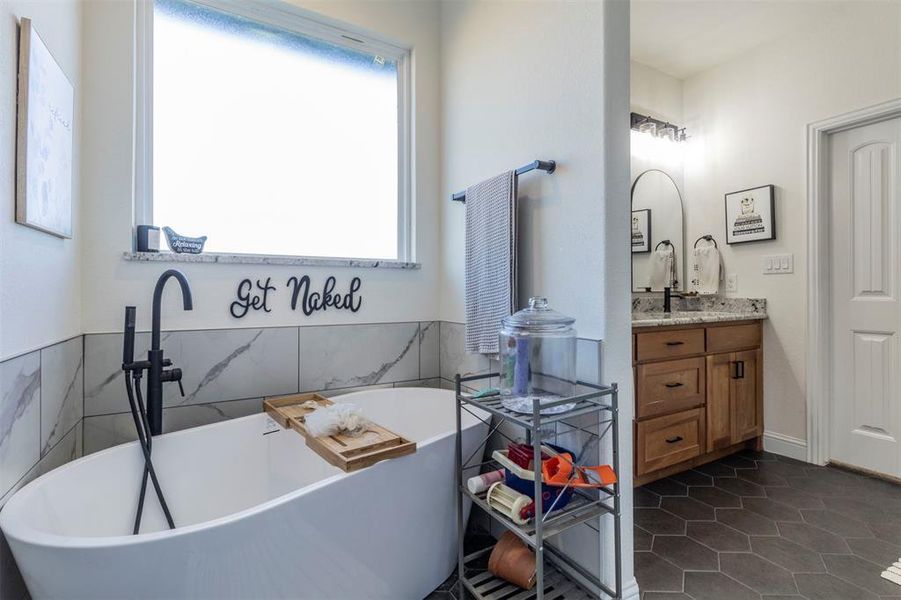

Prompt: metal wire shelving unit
[{"left": 454, "top": 373, "right": 622, "bottom": 599}]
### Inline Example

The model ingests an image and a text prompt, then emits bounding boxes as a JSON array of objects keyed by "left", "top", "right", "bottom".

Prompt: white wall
[
  {"left": 631, "top": 60, "right": 682, "bottom": 125},
  {"left": 0, "top": 0, "right": 83, "bottom": 360},
  {"left": 439, "top": 2, "right": 607, "bottom": 340},
  {"left": 80, "top": 0, "right": 442, "bottom": 334},
  {"left": 440, "top": 2, "right": 636, "bottom": 595},
  {"left": 681, "top": 3, "right": 901, "bottom": 441}
]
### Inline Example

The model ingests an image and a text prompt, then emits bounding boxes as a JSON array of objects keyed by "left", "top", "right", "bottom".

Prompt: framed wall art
[
  {"left": 725, "top": 184, "right": 775, "bottom": 244},
  {"left": 16, "top": 17, "right": 75, "bottom": 238},
  {"left": 631, "top": 208, "right": 651, "bottom": 253}
]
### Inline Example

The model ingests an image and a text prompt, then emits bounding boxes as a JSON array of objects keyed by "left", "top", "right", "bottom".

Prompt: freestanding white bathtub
[{"left": 0, "top": 388, "right": 488, "bottom": 600}]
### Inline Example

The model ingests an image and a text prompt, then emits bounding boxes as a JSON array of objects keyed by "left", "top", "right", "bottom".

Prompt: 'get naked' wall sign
[{"left": 230, "top": 276, "right": 363, "bottom": 319}]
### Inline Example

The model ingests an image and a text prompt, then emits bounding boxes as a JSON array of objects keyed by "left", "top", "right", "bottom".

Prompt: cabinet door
[
  {"left": 731, "top": 348, "right": 762, "bottom": 443},
  {"left": 706, "top": 353, "right": 733, "bottom": 450}
]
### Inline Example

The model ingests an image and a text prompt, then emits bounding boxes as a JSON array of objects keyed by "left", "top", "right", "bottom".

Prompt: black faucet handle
[{"left": 160, "top": 367, "right": 186, "bottom": 397}]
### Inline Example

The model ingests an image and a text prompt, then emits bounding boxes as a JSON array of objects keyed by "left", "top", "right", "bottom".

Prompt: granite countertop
[{"left": 631, "top": 296, "right": 767, "bottom": 328}]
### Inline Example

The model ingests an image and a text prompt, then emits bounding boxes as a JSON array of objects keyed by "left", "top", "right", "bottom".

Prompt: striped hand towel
[{"left": 465, "top": 171, "right": 517, "bottom": 355}]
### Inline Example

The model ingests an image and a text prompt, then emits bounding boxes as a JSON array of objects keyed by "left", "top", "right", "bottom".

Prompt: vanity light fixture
[
  {"left": 630, "top": 112, "right": 688, "bottom": 142},
  {"left": 638, "top": 119, "right": 657, "bottom": 136},
  {"left": 658, "top": 125, "right": 677, "bottom": 143}
]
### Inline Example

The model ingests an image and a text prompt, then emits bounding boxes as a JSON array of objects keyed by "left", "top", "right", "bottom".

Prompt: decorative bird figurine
[{"left": 162, "top": 226, "right": 207, "bottom": 254}]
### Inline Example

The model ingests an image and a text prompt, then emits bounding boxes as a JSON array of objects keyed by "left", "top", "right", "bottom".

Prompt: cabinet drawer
[
  {"left": 636, "top": 408, "right": 705, "bottom": 476},
  {"left": 636, "top": 357, "right": 706, "bottom": 419},
  {"left": 707, "top": 323, "right": 761, "bottom": 353},
  {"left": 636, "top": 328, "right": 705, "bottom": 362}
]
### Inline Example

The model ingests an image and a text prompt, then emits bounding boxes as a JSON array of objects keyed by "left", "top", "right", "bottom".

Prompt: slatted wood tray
[{"left": 263, "top": 393, "right": 416, "bottom": 472}]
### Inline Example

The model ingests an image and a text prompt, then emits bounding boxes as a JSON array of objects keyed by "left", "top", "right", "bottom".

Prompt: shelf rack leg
[
  {"left": 612, "top": 383, "right": 622, "bottom": 599},
  {"left": 532, "top": 398, "right": 545, "bottom": 599},
  {"left": 455, "top": 375, "right": 465, "bottom": 599}
]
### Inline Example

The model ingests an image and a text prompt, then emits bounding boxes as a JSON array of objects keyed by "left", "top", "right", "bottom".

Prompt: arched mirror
[{"left": 631, "top": 169, "right": 685, "bottom": 292}]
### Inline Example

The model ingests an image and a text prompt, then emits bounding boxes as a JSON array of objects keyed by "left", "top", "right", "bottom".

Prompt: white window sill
[{"left": 123, "top": 251, "right": 421, "bottom": 270}]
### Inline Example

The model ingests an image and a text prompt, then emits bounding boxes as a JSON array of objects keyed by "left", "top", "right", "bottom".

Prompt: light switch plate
[
  {"left": 762, "top": 254, "right": 794, "bottom": 274},
  {"left": 725, "top": 273, "right": 738, "bottom": 292}
]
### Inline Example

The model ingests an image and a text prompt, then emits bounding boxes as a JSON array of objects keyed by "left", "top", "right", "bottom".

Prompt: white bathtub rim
[
  {"left": 0, "top": 414, "right": 348, "bottom": 549},
  {"left": 1, "top": 391, "right": 484, "bottom": 550}
]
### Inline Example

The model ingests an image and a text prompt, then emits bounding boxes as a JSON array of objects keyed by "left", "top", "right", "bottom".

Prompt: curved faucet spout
[{"left": 151, "top": 269, "right": 193, "bottom": 351}]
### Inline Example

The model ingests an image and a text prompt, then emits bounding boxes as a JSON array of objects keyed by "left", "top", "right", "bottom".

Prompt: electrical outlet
[
  {"left": 762, "top": 254, "right": 794, "bottom": 274},
  {"left": 725, "top": 273, "right": 738, "bottom": 292}
]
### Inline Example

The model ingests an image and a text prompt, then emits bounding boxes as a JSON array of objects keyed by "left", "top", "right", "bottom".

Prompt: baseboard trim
[
  {"left": 763, "top": 431, "right": 808, "bottom": 462},
  {"left": 621, "top": 577, "right": 640, "bottom": 600}
]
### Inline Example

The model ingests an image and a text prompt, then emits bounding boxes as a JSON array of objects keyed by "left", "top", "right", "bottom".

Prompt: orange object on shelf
[
  {"left": 541, "top": 453, "right": 574, "bottom": 484},
  {"left": 538, "top": 445, "right": 618, "bottom": 488}
]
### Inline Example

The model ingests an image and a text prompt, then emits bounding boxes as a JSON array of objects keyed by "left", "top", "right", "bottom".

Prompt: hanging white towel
[
  {"left": 464, "top": 171, "right": 517, "bottom": 354},
  {"left": 691, "top": 246, "right": 722, "bottom": 295},
  {"left": 648, "top": 247, "right": 674, "bottom": 290}
]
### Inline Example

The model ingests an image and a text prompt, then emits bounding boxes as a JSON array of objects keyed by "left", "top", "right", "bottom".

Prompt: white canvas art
[{"left": 16, "top": 17, "right": 74, "bottom": 238}]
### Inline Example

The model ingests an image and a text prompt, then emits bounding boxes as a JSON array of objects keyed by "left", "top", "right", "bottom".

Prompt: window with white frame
[{"left": 139, "top": 0, "right": 411, "bottom": 261}]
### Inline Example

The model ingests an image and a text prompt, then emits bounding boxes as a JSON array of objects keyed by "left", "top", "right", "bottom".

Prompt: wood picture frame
[{"left": 16, "top": 17, "right": 75, "bottom": 239}]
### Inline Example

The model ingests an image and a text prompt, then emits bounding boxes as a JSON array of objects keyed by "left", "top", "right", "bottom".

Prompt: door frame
[{"left": 807, "top": 97, "right": 901, "bottom": 465}]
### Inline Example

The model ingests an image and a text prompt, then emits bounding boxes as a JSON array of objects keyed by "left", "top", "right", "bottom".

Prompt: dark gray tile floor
[
  {"left": 635, "top": 450, "right": 901, "bottom": 600},
  {"left": 427, "top": 529, "right": 493, "bottom": 600}
]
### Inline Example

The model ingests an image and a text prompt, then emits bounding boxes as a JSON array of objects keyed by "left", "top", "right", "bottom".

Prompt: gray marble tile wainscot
[
  {"left": 40, "top": 338, "right": 83, "bottom": 455},
  {"left": 1, "top": 337, "right": 86, "bottom": 600},
  {"left": 299, "top": 322, "right": 421, "bottom": 391},
  {"left": 84, "top": 327, "right": 299, "bottom": 416},
  {"left": 82, "top": 321, "right": 444, "bottom": 454},
  {"left": 0, "top": 352, "right": 41, "bottom": 498}
]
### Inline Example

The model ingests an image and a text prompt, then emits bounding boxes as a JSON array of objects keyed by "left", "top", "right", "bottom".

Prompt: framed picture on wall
[
  {"left": 725, "top": 185, "right": 775, "bottom": 244},
  {"left": 15, "top": 17, "right": 74, "bottom": 239},
  {"left": 631, "top": 209, "right": 651, "bottom": 253}
]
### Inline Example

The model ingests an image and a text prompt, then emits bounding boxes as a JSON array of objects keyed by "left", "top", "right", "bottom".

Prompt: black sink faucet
[
  {"left": 147, "top": 269, "right": 193, "bottom": 435},
  {"left": 663, "top": 286, "right": 682, "bottom": 314}
]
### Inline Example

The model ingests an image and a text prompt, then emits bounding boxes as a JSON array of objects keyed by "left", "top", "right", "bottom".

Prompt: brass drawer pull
[
  {"left": 664, "top": 382, "right": 684, "bottom": 388},
  {"left": 665, "top": 341, "right": 685, "bottom": 346},
  {"left": 665, "top": 436, "right": 684, "bottom": 444}
]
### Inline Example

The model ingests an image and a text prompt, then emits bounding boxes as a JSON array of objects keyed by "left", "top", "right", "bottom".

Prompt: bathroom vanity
[{"left": 632, "top": 307, "right": 766, "bottom": 486}]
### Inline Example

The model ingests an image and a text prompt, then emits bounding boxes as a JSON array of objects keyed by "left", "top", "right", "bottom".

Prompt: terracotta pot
[{"left": 487, "top": 532, "right": 536, "bottom": 590}]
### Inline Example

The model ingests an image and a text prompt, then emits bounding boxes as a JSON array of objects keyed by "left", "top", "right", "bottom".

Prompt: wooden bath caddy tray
[{"left": 263, "top": 393, "right": 416, "bottom": 472}]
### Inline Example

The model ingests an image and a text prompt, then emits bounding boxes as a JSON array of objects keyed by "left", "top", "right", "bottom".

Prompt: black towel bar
[
  {"left": 451, "top": 160, "right": 556, "bottom": 202},
  {"left": 654, "top": 239, "right": 673, "bottom": 251}
]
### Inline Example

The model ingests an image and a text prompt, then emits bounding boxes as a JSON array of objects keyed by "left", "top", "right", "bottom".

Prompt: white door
[{"left": 829, "top": 116, "right": 901, "bottom": 478}]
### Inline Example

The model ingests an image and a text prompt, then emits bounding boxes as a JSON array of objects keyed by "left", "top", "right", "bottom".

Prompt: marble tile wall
[
  {"left": 1, "top": 321, "right": 602, "bottom": 499},
  {"left": 0, "top": 337, "right": 84, "bottom": 502},
  {"left": 0, "top": 336, "right": 85, "bottom": 600},
  {"left": 82, "top": 321, "right": 443, "bottom": 454}
]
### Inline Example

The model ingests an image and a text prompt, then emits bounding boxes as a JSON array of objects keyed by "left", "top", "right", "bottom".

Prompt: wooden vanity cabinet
[
  {"left": 633, "top": 321, "right": 763, "bottom": 486},
  {"left": 706, "top": 349, "right": 762, "bottom": 450}
]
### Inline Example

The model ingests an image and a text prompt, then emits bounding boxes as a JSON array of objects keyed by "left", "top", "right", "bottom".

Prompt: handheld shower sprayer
[{"left": 124, "top": 306, "right": 136, "bottom": 366}]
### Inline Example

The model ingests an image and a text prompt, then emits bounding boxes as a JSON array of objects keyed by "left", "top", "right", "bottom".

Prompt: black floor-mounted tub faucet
[{"left": 147, "top": 269, "right": 193, "bottom": 435}]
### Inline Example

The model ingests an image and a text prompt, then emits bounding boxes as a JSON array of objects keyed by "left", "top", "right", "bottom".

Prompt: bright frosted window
[{"left": 152, "top": 0, "right": 404, "bottom": 259}]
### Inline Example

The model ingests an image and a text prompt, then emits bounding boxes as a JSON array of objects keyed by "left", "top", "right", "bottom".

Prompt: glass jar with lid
[{"left": 498, "top": 297, "right": 577, "bottom": 415}]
